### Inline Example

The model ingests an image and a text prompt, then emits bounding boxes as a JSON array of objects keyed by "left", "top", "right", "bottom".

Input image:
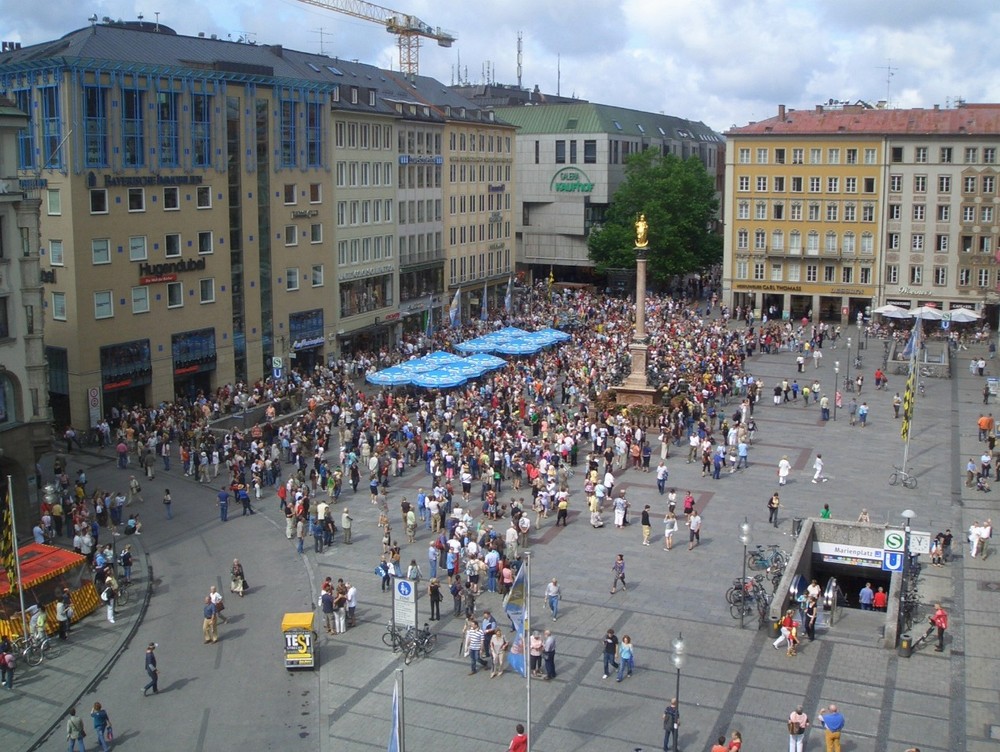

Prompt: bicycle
[
  {"left": 18, "top": 633, "right": 58, "bottom": 666},
  {"left": 403, "top": 623, "right": 437, "bottom": 665},
  {"left": 116, "top": 582, "right": 131, "bottom": 607},
  {"left": 888, "top": 466, "right": 917, "bottom": 489},
  {"left": 382, "top": 622, "right": 413, "bottom": 653},
  {"left": 746, "top": 544, "right": 788, "bottom": 572}
]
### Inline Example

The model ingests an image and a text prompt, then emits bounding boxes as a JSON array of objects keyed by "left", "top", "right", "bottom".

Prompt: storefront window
[
  {"left": 100, "top": 340, "right": 152, "bottom": 389},
  {"left": 339, "top": 274, "right": 394, "bottom": 318}
]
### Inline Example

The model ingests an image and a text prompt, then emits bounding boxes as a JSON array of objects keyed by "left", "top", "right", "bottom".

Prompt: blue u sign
[{"left": 883, "top": 551, "right": 904, "bottom": 572}]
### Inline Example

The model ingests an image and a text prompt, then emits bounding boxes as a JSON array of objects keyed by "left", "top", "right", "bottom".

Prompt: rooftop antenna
[
  {"left": 875, "top": 58, "right": 897, "bottom": 108},
  {"left": 88, "top": 13, "right": 98, "bottom": 29},
  {"left": 311, "top": 27, "right": 329, "bottom": 55},
  {"left": 517, "top": 31, "right": 523, "bottom": 89},
  {"left": 154, "top": 11, "right": 160, "bottom": 31},
  {"left": 137, "top": 12, "right": 144, "bottom": 26}
]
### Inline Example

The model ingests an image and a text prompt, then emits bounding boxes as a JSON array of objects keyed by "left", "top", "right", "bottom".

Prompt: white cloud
[{"left": 1, "top": 0, "right": 999, "bottom": 131}]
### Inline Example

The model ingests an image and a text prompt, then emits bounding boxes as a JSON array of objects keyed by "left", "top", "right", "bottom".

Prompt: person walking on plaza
[
  {"left": 601, "top": 628, "right": 619, "bottom": 679},
  {"left": 768, "top": 492, "right": 781, "bottom": 527},
  {"left": 812, "top": 454, "right": 827, "bottom": 483},
  {"left": 641, "top": 504, "right": 652, "bottom": 545},
  {"left": 610, "top": 554, "right": 626, "bottom": 594},
  {"left": 662, "top": 697, "right": 680, "bottom": 752},
  {"left": 817, "top": 704, "right": 845, "bottom": 752},
  {"left": 464, "top": 619, "right": 484, "bottom": 675},
  {"left": 142, "top": 642, "right": 158, "bottom": 695},
  {"left": 545, "top": 578, "right": 561, "bottom": 621},
  {"left": 663, "top": 509, "right": 678, "bottom": 551},
  {"left": 90, "top": 701, "right": 112, "bottom": 752},
  {"left": 688, "top": 509, "right": 702, "bottom": 550},
  {"left": 209, "top": 585, "right": 228, "bottom": 623},
  {"left": 508, "top": 723, "right": 527, "bottom": 752},
  {"left": 231, "top": 559, "right": 247, "bottom": 597},
  {"left": 217, "top": 486, "right": 230, "bottom": 522},
  {"left": 787, "top": 705, "right": 809, "bottom": 752},
  {"left": 615, "top": 634, "right": 634, "bottom": 682},
  {"left": 542, "top": 629, "right": 557, "bottom": 680},
  {"left": 162, "top": 489, "right": 172, "bottom": 519},
  {"left": 202, "top": 596, "right": 218, "bottom": 643},
  {"left": 930, "top": 603, "right": 948, "bottom": 652},
  {"left": 341, "top": 508, "right": 353, "bottom": 544},
  {"left": 66, "top": 708, "right": 86, "bottom": 752},
  {"left": 656, "top": 461, "right": 669, "bottom": 494}
]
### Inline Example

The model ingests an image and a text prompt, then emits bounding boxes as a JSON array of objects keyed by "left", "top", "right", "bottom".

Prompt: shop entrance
[
  {"left": 789, "top": 295, "right": 812, "bottom": 321},
  {"left": 174, "top": 371, "right": 213, "bottom": 403},
  {"left": 762, "top": 294, "right": 785, "bottom": 321}
]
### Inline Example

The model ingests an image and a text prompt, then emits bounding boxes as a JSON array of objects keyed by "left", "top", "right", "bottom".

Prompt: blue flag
[
  {"left": 481, "top": 281, "right": 489, "bottom": 321},
  {"left": 387, "top": 678, "right": 400, "bottom": 752},
  {"left": 505, "top": 276, "right": 513, "bottom": 314},
  {"left": 449, "top": 288, "right": 461, "bottom": 328},
  {"left": 503, "top": 562, "right": 527, "bottom": 677}
]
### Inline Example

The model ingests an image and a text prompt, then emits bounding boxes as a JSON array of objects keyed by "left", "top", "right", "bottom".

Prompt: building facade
[
  {"left": 0, "top": 21, "right": 513, "bottom": 427},
  {"left": 494, "top": 103, "right": 723, "bottom": 282},
  {"left": 724, "top": 102, "right": 1000, "bottom": 322},
  {"left": 0, "top": 100, "right": 48, "bottom": 532}
]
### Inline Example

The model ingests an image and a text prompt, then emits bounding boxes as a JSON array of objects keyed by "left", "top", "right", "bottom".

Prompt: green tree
[{"left": 588, "top": 150, "right": 721, "bottom": 283}]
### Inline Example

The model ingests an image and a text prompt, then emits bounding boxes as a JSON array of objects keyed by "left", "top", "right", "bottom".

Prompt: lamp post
[
  {"left": 738, "top": 518, "right": 753, "bottom": 629},
  {"left": 670, "top": 633, "right": 686, "bottom": 752},
  {"left": 833, "top": 362, "right": 839, "bottom": 421},
  {"left": 901, "top": 509, "right": 915, "bottom": 596}
]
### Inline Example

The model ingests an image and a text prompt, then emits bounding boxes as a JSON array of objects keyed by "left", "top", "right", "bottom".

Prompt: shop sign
[
  {"left": 339, "top": 263, "right": 395, "bottom": 282},
  {"left": 293, "top": 336, "right": 325, "bottom": 350},
  {"left": 398, "top": 155, "right": 443, "bottom": 165},
  {"left": 895, "top": 287, "right": 934, "bottom": 297},
  {"left": 488, "top": 184, "right": 506, "bottom": 193},
  {"left": 141, "top": 273, "right": 178, "bottom": 285},
  {"left": 103, "top": 174, "right": 203, "bottom": 187},
  {"left": 139, "top": 258, "right": 207, "bottom": 283},
  {"left": 550, "top": 167, "right": 594, "bottom": 193},
  {"left": 383, "top": 312, "right": 401, "bottom": 322},
  {"left": 884, "top": 299, "right": 911, "bottom": 308},
  {"left": 291, "top": 210, "right": 318, "bottom": 218},
  {"left": 733, "top": 283, "right": 803, "bottom": 292},
  {"left": 830, "top": 287, "right": 869, "bottom": 295},
  {"left": 949, "top": 302, "right": 977, "bottom": 310}
]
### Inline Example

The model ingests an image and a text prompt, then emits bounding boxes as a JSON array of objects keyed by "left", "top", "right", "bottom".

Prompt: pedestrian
[
  {"left": 231, "top": 559, "right": 247, "bottom": 597},
  {"left": 320, "top": 587, "right": 335, "bottom": 634},
  {"left": 529, "top": 630, "right": 544, "bottom": 677},
  {"left": 508, "top": 723, "right": 527, "bottom": 752},
  {"left": 873, "top": 587, "right": 887, "bottom": 611},
  {"left": 428, "top": 578, "right": 442, "bottom": 621},
  {"left": 662, "top": 697, "right": 680, "bottom": 752},
  {"left": 728, "top": 731, "right": 743, "bottom": 752},
  {"left": 490, "top": 627, "right": 509, "bottom": 677},
  {"left": 464, "top": 619, "right": 485, "bottom": 675},
  {"left": 656, "top": 461, "right": 669, "bottom": 494},
  {"left": 615, "top": 634, "right": 634, "bottom": 682},
  {"left": 217, "top": 486, "right": 230, "bottom": 522},
  {"left": 773, "top": 609, "right": 796, "bottom": 651},
  {"left": 601, "top": 628, "right": 619, "bottom": 678},
  {"left": 56, "top": 593, "right": 70, "bottom": 640},
  {"left": 209, "top": 585, "right": 227, "bottom": 623},
  {"left": 332, "top": 585, "right": 348, "bottom": 634},
  {"left": 804, "top": 598, "right": 818, "bottom": 641},
  {"left": 0, "top": 636, "right": 15, "bottom": 689},
  {"left": 341, "top": 508, "right": 353, "bottom": 544},
  {"left": 930, "top": 603, "right": 948, "bottom": 652},
  {"left": 688, "top": 509, "right": 702, "bottom": 550},
  {"left": 66, "top": 708, "right": 86, "bottom": 752},
  {"left": 238, "top": 484, "right": 255, "bottom": 516},
  {"left": 128, "top": 474, "right": 143, "bottom": 505},
  {"left": 202, "top": 596, "right": 218, "bottom": 643},
  {"left": 857, "top": 508, "right": 870, "bottom": 523},
  {"left": 820, "top": 503, "right": 831, "bottom": 519},
  {"left": 162, "top": 489, "right": 172, "bottom": 519},
  {"left": 101, "top": 571, "right": 118, "bottom": 624},
  {"left": 894, "top": 392, "right": 903, "bottom": 417},
  {"left": 768, "top": 492, "right": 781, "bottom": 527},
  {"left": 817, "top": 704, "right": 845, "bottom": 752},
  {"left": 346, "top": 581, "right": 357, "bottom": 627},
  {"left": 812, "top": 454, "right": 827, "bottom": 483},
  {"left": 545, "top": 578, "right": 561, "bottom": 621},
  {"left": 641, "top": 504, "right": 652, "bottom": 545},
  {"left": 858, "top": 582, "right": 873, "bottom": 610},
  {"left": 788, "top": 705, "right": 809, "bottom": 752},
  {"left": 90, "top": 702, "right": 112, "bottom": 752},
  {"left": 858, "top": 401, "right": 869, "bottom": 427},
  {"left": 142, "top": 642, "right": 158, "bottom": 695},
  {"left": 542, "top": 629, "right": 557, "bottom": 680},
  {"left": 610, "top": 553, "right": 626, "bottom": 593}
]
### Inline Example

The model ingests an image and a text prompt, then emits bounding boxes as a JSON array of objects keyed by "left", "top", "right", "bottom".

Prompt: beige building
[{"left": 0, "top": 99, "right": 48, "bottom": 531}]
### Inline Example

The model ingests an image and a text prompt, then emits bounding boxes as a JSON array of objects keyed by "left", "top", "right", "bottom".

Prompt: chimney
[
  {"left": 933, "top": 104, "right": 939, "bottom": 110},
  {"left": 815, "top": 105, "right": 823, "bottom": 113},
  {"left": 778, "top": 104, "right": 786, "bottom": 120}
]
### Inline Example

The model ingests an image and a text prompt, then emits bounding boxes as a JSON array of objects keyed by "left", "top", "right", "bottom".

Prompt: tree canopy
[{"left": 587, "top": 150, "right": 722, "bottom": 283}]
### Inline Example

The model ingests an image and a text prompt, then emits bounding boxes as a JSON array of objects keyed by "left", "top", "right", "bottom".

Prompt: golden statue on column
[{"left": 635, "top": 213, "right": 649, "bottom": 249}]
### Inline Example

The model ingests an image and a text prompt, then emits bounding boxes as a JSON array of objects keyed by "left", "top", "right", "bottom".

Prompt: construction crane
[{"left": 295, "top": 0, "right": 456, "bottom": 77}]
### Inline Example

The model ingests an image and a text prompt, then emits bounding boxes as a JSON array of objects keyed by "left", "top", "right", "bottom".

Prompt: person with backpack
[{"left": 90, "top": 702, "right": 112, "bottom": 752}]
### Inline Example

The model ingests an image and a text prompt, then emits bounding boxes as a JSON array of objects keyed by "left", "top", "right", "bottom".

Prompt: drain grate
[{"left": 977, "top": 582, "right": 1000, "bottom": 591}]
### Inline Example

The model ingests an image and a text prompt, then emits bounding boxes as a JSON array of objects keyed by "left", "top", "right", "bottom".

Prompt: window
[
  {"left": 913, "top": 204, "right": 925, "bottom": 221},
  {"left": 911, "top": 234, "right": 924, "bottom": 251},
  {"left": 156, "top": 90, "right": 179, "bottom": 167},
  {"left": 735, "top": 260, "right": 748, "bottom": 279},
  {"left": 985, "top": 147, "right": 997, "bottom": 164},
  {"left": 773, "top": 148, "right": 785, "bottom": 164},
  {"left": 932, "top": 266, "right": 946, "bottom": 286},
  {"left": 738, "top": 148, "right": 750, "bottom": 164},
  {"left": 310, "top": 224, "right": 322, "bottom": 243},
  {"left": 167, "top": 282, "right": 183, "bottom": 308},
  {"left": 82, "top": 85, "right": 108, "bottom": 167},
  {"left": 889, "top": 175, "right": 902, "bottom": 192},
  {"left": 309, "top": 183, "right": 322, "bottom": 203},
  {"left": 756, "top": 148, "right": 768, "bottom": 164},
  {"left": 792, "top": 148, "right": 804, "bottom": 164},
  {"left": 92, "top": 239, "right": 110, "bottom": 264},
  {"left": 846, "top": 148, "right": 858, "bottom": 164},
  {"left": 773, "top": 176, "right": 785, "bottom": 192},
  {"left": 864, "top": 148, "right": 877, "bottom": 164},
  {"left": 841, "top": 267, "right": 853, "bottom": 283},
  {"left": 787, "top": 263, "right": 800, "bottom": 282},
  {"left": 191, "top": 92, "right": 212, "bottom": 167},
  {"left": 825, "top": 232, "right": 837, "bottom": 253},
  {"left": 886, "top": 265, "right": 898, "bottom": 284},
  {"left": 286, "top": 268, "right": 300, "bottom": 291},
  {"left": 163, "top": 187, "right": 179, "bottom": 210},
  {"left": 843, "top": 203, "right": 856, "bottom": 221},
  {"left": 843, "top": 233, "right": 855, "bottom": 254},
  {"left": 862, "top": 204, "right": 875, "bottom": 222},
  {"left": 49, "top": 240, "right": 64, "bottom": 266},
  {"left": 280, "top": 100, "right": 297, "bottom": 168},
  {"left": 756, "top": 176, "right": 767, "bottom": 191},
  {"left": 915, "top": 147, "right": 928, "bottom": 163},
  {"left": 755, "top": 202, "right": 767, "bottom": 220},
  {"left": 861, "top": 233, "right": 874, "bottom": 255},
  {"left": 737, "top": 201, "right": 750, "bottom": 220},
  {"left": 128, "top": 188, "right": 145, "bottom": 212},
  {"left": 827, "top": 148, "right": 840, "bottom": 165},
  {"left": 863, "top": 177, "right": 876, "bottom": 193},
  {"left": 844, "top": 177, "right": 857, "bottom": 193},
  {"left": 47, "top": 189, "right": 61, "bottom": 215},
  {"left": 808, "top": 203, "right": 820, "bottom": 221},
  {"left": 738, "top": 176, "right": 750, "bottom": 191},
  {"left": 122, "top": 89, "right": 144, "bottom": 167},
  {"left": 199, "top": 278, "right": 215, "bottom": 304},
  {"left": 809, "top": 177, "right": 821, "bottom": 193},
  {"left": 752, "top": 262, "right": 765, "bottom": 281},
  {"left": 311, "top": 265, "right": 324, "bottom": 287},
  {"left": 773, "top": 203, "right": 784, "bottom": 220},
  {"left": 131, "top": 286, "right": 149, "bottom": 313},
  {"left": 90, "top": 189, "right": 108, "bottom": 214},
  {"left": 737, "top": 230, "right": 748, "bottom": 249},
  {"left": 754, "top": 230, "right": 766, "bottom": 250},
  {"left": 966, "top": 147, "right": 979, "bottom": 163},
  {"left": 860, "top": 267, "right": 872, "bottom": 284},
  {"left": 985, "top": 176, "right": 996, "bottom": 194},
  {"left": 789, "top": 231, "right": 801, "bottom": 253},
  {"left": 938, "top": 175, "right": 951, "bottom": 193},
  {"left": 959, "top": 268, "right": 972, "bottom": 286},
  {"left": 810, "top": 148, "right": 821, "bottom": 164},
  {"left": 964, "top": 176, "right": 977, "bottom": 193},
  {"left": 983, "top": 207, "right": 995, "bottom": 223},
  {"left": 94, "top": 290, "right": 113, "bottom": 319},
  {"left": 823, "top": 265, "right": 835, "bottom": 282},
  {"left": 284, "top": 225, "right": 298, "bottom": 246},
  {"left": 807, "top": 231, "right": 819, "bottom": 254},
  {"left": 963, "top": 206, "right": 976, "bottom": 222},
  {"left": 913, "top": 176, "right": 926, "bottom": 193},
  {"left": 771, "top": 230, "right": 784, "bottom": 250},
  {"left": 909, "top": 265, "right": 922, "bottom": 284},
  {"left": 770, "top": 262, "right": 782, "bottom": 281},
  {"left": 570, "top": 141, "right": 577, "bottom": 163},
  {"left": 982, "top": 268, "right": 993, "bottom": 287},
  {"left": 196, "top": 186, "right": 211, "bottom": 209},
  {"left": 891, "top": 147, "right": 903, "bottom": 163},
  {"left": 936, "top": 234, "right": 949, "bottom": 252},
  {"left": 806, "top": 264, "right": 818, "bottom": 282},
  {"left": 888, "top": 233, "right": 900, "bottom": 250},
  {"left": 165, "top": 233, "right": 181, "bottom": 258},
  {"left": 827, "top": 177, "right": 839, "bottom": 193},
  {"left": 790, "top": 203, "right": 802, "bottom": 221},
  {"left": 939, "top": 147, "right": 952, "bottom": 164},
  {"left": 51, "top": 292, "right": 66, "bottom": 320},
  {"left": 791, "top": 177, "right": 803, "bottom": 192},
  {"left": 583, "top": 139, "right": 597, "bottom": 164},
  {"left": 306, "top": 102, "right": 322, "bottom": 167},
  {"left": 198, "top": 231, "right": 213, "bottom": 255},
  {"left": 555, "top": 140, "right": 566, "bottom": 164},
  {"left": 284, "top": 184, "right": 296, "bottom": 205},
  {"left": 937, "top": 205, "right": 950, "bottom": 221},
  {"left": 129, "top": 235, "right": 147, "bottom": 261},
  {"left": 826, "top": 203, "right": 838, "bottom": 222}
]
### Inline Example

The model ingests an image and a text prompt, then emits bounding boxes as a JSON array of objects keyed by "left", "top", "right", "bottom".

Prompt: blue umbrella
[
  {"left": 365, "top": 367, "right": 412, "bottom": 386},
  {"left": 422, "top": 350, "right": 465, "bottom": 366},
  {"left": 494, "top": 338, "right": 544, "bottom": 356},
  {"left": 465, "top": 353, "right": 507, "bottom": 371},
  {"left": 454, "top": 338, "right": 497, "bottom": 353},
  {"left": 533, "top": 327, "right": 571, "bottom": 343},
  {"left": 410, "top": 367, "right": 470, "bottom": 389}
]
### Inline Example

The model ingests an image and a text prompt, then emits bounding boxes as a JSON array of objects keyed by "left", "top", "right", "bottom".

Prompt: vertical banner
[{"left": 503, "top": 563, "right": 527, "bottom": 676}]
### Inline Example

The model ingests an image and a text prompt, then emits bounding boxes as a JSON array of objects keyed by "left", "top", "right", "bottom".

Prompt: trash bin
[
  {"left": 771, "top": 616, "right": 781, "bottom": 636},
  {"left": 898, "top": 632, "right": 913, "bottom": 658},
  {"left": 791, "top": 518, "right": 804, "bottom": 538}
]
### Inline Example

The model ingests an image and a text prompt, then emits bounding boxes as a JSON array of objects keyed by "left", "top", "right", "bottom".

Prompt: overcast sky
[{"left": 4, "top": 0, "right": 1000, "bottom": 132}]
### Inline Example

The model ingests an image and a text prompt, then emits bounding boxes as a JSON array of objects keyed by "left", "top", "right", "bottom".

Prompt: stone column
[{"left": 634, "top": 248, "right": 647, "bottom": 342}]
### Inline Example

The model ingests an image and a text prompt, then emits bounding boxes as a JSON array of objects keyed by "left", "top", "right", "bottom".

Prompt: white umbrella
[
  {"left": 945, "top": 308, "right": 982, "bottom": 323},
  {"left": 873, "top": 304, "right": 911, "bottom": 319},
  {"left": 909, "top": 305, "right": 944, "bottom": 320}
]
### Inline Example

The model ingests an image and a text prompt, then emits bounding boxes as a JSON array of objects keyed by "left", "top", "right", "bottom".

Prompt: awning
[{"left": 0, "top": 543, "right": 88, "bottom": 596}]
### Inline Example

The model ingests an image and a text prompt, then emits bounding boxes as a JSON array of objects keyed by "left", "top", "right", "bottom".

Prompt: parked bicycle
[
  {"left": 746, "top": 544, "right": 788, "bottom": 572},
  {"left": 888, "top": 466, "right": 918, "bottom": 489},
  {"left": 402, "top": 623, "right": 437, "bottom": 665},
  {"left": 382, "top": 622, "right": 413, "bottom": 653},
  {"left": 14, "top": 632, "right": 58, "bottom": 666}
]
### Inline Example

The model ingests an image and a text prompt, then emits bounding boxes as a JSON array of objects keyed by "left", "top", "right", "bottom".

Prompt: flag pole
[
  {"left": 6, "top": 475, "right": 28, "bottom": 638},
  {"left": 525, "top": 549, "right": 532, "bottom": 752},
  {"left": 397, "top": 668, "right": 405, "bottom": 752}
]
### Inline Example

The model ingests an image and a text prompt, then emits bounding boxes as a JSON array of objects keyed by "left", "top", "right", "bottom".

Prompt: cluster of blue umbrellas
[
  {"left": 455, "top": 326, "right": 570, "bottom": 355},
  {"left": 366, "top": 350, "right": 508, "bottom": 389}
]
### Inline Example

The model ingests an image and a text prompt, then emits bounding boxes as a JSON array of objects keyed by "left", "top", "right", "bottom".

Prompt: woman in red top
[
  {"left": 728, "top": 730, "right": 743, "bottom": 752},
  {"left": 872, "top": 586, "right": 888, "bottom": 611}
]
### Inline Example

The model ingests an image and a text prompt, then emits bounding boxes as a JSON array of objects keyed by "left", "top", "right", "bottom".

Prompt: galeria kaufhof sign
[{"left": 550, "top": 167, "right": 595, "bottom": 193}]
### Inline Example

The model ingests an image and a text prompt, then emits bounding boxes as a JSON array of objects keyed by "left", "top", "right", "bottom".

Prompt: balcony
[{"left": 399, "top": 247, "right": 445, "bottom": 268}]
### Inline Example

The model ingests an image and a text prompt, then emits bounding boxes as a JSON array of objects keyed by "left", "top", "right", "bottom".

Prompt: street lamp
[
  {"left": 901, "top": 509, "right": 916, "bottom": 596},
  {"left": 738, "top": 519, "right": 753, "bottom": 629},
  {"left": 833, "top": 362, "right": 839, "bottom": 421},
  {"left": 670, "top": 633, "right": 686, "bottom": 752}
]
